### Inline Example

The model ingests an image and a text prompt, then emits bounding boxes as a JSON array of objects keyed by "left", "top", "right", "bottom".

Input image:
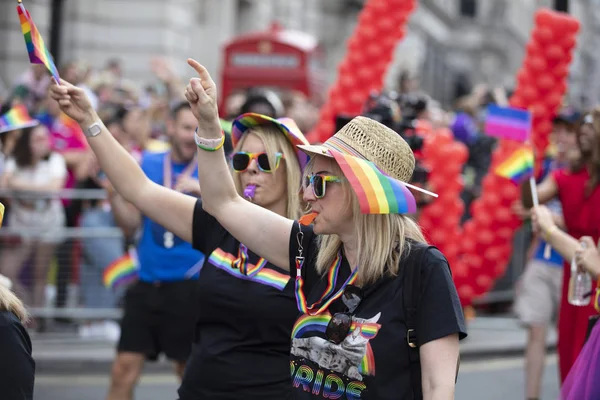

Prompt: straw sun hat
[{"left": 298, "top": 116, "right": 415, "bottom": 183}]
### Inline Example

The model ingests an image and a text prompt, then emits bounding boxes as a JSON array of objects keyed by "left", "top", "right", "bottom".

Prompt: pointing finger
[{"left": 187, "top": 59, "right": 214, "bottom": 87}]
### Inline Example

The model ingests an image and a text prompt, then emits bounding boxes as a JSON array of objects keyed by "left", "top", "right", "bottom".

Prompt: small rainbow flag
[
  {"left": 495, "top": 146, "right": 535, "bottom": 184},
  {"left": 17, "top": 1, "right": 60, "bottom": 83},
  {"left": 59, "top": 112, "right": 88, "bottom": 147},
  {"left": 103, "top": 250, "right": 139, "bottom": 290},
  {"left": 0, "top": 104, "right": 39, "bottom": 134},
  {"left": 330, "top": 150, "right": 417, "bottom": 214},
  {"left": 485, "top": 105, "right": 531, "bottom": 142}
]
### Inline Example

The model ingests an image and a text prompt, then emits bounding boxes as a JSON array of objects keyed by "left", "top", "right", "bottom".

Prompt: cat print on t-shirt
[{"left": 290, "top": 312, "right": 381, "bottom": 398}]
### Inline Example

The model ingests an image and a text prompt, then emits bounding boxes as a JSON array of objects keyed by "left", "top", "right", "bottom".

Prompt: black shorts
[{"left": 118, "top": 280, "right": 199, "bottom": 362}]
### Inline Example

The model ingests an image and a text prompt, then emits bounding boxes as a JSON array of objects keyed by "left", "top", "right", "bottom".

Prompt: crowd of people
[{"left": 0, "top": 50, "right": 598, "bottom": 400}]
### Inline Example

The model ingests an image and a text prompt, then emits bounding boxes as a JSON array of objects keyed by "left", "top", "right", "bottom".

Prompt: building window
[{"left": 460, "top": 0, "right": 477, "bottom": 18}]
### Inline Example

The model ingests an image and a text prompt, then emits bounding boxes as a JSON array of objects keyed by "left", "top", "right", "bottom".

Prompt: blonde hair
[
  {"left": 304, "top": 158, "right": 427, "bottom": 285},
  {"left": 232, "top": 124, "right": 305, "bottom": 220},
  {"left": 0, "top": 277, "right": 29, "bottom": 323}
]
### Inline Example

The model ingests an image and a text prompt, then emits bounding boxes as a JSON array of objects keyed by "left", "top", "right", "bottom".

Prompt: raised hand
[
  {"left": 49, "top": 79, "right": 96, "bottom": 126},
  {"left": 185, "top": 59, "right": 220, "bottom": 133},
  {"left": 575, "top": 236, "right": 600, "bottom": 277},
  {"left": 531, "top": 205, "right": 555, "bottom": 235}
]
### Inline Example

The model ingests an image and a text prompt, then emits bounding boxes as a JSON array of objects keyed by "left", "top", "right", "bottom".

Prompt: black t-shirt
[
  {"left": 178, "top": 200, "right": 297, "bottom": 400},
  {"left": 288, "top": 223, "right": 467, "bottom": 400},
  {"left": 0, "top": 311, "right": 35, "bottom": 400}
]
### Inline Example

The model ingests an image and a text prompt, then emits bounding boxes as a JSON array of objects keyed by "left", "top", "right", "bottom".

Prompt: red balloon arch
[{"left": 310, "top": 1, "right": 580, "bottom": 306}]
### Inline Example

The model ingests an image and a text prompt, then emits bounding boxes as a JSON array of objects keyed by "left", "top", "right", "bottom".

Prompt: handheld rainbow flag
[
  {"left": 16, "top": 0, "right": 60, "bottom": 83},
  {"left": 330, "top": 150, "right": 417, "bottom": 214},
  {"left": 103, "top": 249, "right": 139, "bottom": 290},
  {"left": 485, "top": 105, "right": 531, "bottom": 142},
  {"left": 0, "top": 104, "right": 39, "bottom": 134},
  {"left": 495, "top": 146, "right": 535, "bottom": 184}
]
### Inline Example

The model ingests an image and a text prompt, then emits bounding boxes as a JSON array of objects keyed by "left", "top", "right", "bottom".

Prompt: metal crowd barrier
[
  {"left": 0, "top": 188, "right": 125, "bottom": 320},
  {"left": 0, "top": 187, "right": 526, "bottom": 321}
]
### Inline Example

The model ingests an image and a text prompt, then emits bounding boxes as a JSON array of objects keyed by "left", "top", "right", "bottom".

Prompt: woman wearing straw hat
[
  {"left": 49, "top": 78, "right": 310, "bottom": 399},
  {"left": 178, "top": 61, "right": 467, "bottom": 398}
]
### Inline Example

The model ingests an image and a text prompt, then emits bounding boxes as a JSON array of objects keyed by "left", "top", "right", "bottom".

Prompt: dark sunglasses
[
  {"left": 231, "top": 152, "right": 283, "bottom": 172},
  {"left": 325, "top": 285, "right": 363, "bottom": 345},
  {"left": 304, "top": 173, "right": 344, "bottom": 199}
]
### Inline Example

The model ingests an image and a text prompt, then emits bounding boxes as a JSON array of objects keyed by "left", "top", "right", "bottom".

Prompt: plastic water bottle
[{"left": 568, "top": 240, "right": 592, "bottom": 306}]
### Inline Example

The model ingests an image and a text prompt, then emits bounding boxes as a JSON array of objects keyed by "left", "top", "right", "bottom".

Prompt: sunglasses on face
[
  {"left": 325, "top": 285, "right": 363, "bottom": 345},
  {"left": 304, "top": 173, "right": 344, "bottom": 199},
  {"left": 231, "top": 152, "right": 283, "bottom": 172}
]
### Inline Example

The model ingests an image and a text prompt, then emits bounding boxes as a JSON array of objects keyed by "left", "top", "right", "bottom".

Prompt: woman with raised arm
[
  {"left": 532, "top": 205, "right": 600, "bottom": 400},
  {"left": 49, "top": 79, "right": 311, "bottom": 399},
  {"left": 184, "top": 59, "right": 466, "bottom": 399}
]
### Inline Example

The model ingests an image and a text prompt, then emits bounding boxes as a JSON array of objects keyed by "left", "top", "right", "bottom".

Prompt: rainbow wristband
[{"left": 195, "top": 128, "right": 225, "bottom": 152}]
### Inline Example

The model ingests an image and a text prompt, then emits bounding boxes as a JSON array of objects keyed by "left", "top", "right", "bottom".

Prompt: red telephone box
[{"left": 219, "top": 22, "right": 325, "bottom": 113}]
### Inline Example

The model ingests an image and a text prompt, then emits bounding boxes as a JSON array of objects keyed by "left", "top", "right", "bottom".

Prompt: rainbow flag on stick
[
  {"left": 485, "top": 105, "right": 531, "bottom": 142},
  {"left": 16, "top": 0, "right": 60, "bottom": 83},
  {"left": 0, "top": 104, "right": 38, "bottom": 134},
  {"left": 103, "top": 249, "right": 139, "bottom": 290},
  {"left": 495, "top": 146, "right": 535, "bottom": 184},
  {"left": 330, "top": 150, "right": 418, "bottom": 214}
]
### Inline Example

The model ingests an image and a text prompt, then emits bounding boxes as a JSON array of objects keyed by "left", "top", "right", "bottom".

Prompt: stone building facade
[{"left": 0, "top": 0, "right": 598, "bottom": 108}]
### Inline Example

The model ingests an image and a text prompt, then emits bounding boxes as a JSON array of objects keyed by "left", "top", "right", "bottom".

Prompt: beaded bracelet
[{"left": 195, "top": 128, "right": 225, "bottom": 152}]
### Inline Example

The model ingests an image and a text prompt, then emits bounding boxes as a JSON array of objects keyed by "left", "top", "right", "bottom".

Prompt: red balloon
[
  {"left": 430, "top": 229, "right": 447, "bottom": 245},
  {"left": 534, "top": 120, "right": 554, "bottom": 136},
  {"left": 452, "top": 262, "right": 469, "bottom": 279},
  {"left": 494, "top": 207, "right": 515, "bottom": 224},
  {"left": 425, "top": 200, "right": 445, "bottom": 220},
  {"left": 526, "top": 56, "right": 547, "bottom": 72},
  {"left": 530, "top": 102, "right": 549, "bottom": 119},
  {"left": 566, "top": 18, "right": 581, "bottom": 34},
  {"left": 365, "top": 43, "right": 383, "bottom": 58},
  {"left": 463, "top": 254, "right": 484, "bottom": 270},
  {"left": 357, "top": 25, "right": 378, "bottom": 40},
  {"left": 552, "top": 62, "right": 570, "bottom": 79},
  {"left": 458, "top": 285, "right": 475, "bottom": 304},
  {"left": 534, "top": 9, "right": 555, "bottom": 27},
  {"left": 533, "top": 27, "right": 554, "bottom": 44},
  {"left": 545, "top": 45, "right": 564, "bottom": 61},
  {"left": 517, "top": 68, "right": 532, "bottom": 86},
  {"left": 526, "top": 41, "right": 543, "bottom": 57},
  {"left": 476, "top": 229, "right": 496, "bottom": 246},
  {"left": 460, "top": 236, "right": 476, "bottom": 254},
  {"left": 510, "top": 96, "right": 526, "bottom": 109},
  {"left": 537, "top": 74, "right": 555, "bottom": 91},
  {"left": 560, "top": 35, "right": 577, "bottom": 51},
  {"left": 493, "top": 261, "right": 508, "bottom": 277},
  {"left": 476, "top": 275, "right": 494, "bottom": 293},
  {"left": 520, "top": 85, "right": 538, "bottom": 102}
]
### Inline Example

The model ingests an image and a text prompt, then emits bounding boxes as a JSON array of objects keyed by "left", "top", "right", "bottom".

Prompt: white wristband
[{"left": 194, "top": 128, "right": 224, "bottom": 148}]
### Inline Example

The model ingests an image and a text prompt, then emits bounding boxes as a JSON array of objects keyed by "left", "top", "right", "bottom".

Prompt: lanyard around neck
[
  {"left": 163, "top": 152, "right": 197, "bottom": 189},
  {"left": 295, "top": 251, "right": 358, "bottom": 315}
]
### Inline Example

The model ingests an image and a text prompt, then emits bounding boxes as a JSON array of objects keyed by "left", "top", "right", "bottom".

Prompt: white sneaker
[
  {"left": 102, "top": 320, "right": 121, "bottom": 342},
  {"left": 78, "top": 323, "right": 93, "bottom": 339}
]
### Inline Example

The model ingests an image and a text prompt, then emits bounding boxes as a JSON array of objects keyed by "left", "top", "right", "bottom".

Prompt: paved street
[{"left": 33, "top": 354, "right": 560, "bottom": 400}]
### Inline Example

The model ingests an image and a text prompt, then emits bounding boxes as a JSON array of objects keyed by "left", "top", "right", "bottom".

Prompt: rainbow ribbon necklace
[
  {"left": 295, "top": 251, "right": 358, "bottom": 315},
  {"left": 233, "top": 243, "right": 267, "bottom": 278}
]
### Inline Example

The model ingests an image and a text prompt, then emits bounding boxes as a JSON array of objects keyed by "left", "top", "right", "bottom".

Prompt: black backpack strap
[{"left": 403, "top": 244, "right": 435, "bottom": 400}]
